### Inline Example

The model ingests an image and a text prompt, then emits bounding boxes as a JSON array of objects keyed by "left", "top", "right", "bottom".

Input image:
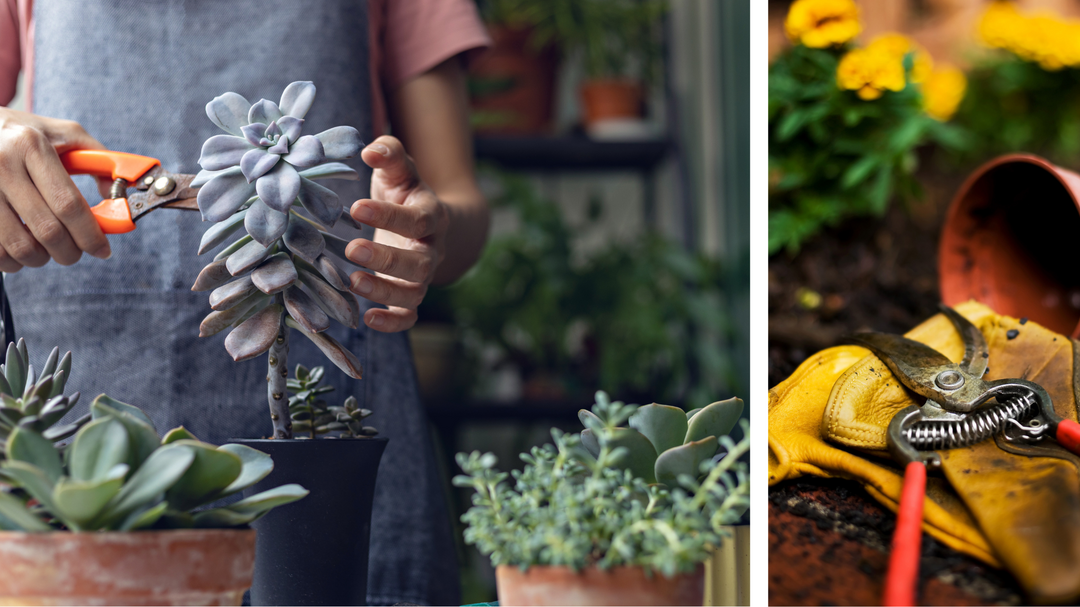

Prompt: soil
[
  {"left": 768, "top": 163, "right": 1027, "bottom": 604},
  {"left": 768, "top": 479, "right": 1023, "bottom": 606}
]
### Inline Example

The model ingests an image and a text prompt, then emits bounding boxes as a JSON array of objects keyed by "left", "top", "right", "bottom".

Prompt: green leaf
[
  {"left": 192, "top": 483, "right": 308, "bottom": 528},
  {"left": 686, "top": 408, "right": 702, "bottom": 420},
  {"left": 118, "top": 502, "right": 169, "bottom": 531},
  {"left": 53, "top": 352, "right": 72, "bottom": 396},
  {"left": 628, "top": 404, "right": 688, "bottom": 455},
  {"left": 91, "top": 394, "right": 156, "bottom": 429},
  {"left": 216, "top": 444, "right": 274, "bottom": 497},
  {"left": 603, "top": 428, "right": 658, "bottom": 483},
  {"left": 53, "top": 464, "right": 128, "bottom": 530},
  {"left": 69, "top": 417, "right": 129, "bottom": 482},
  {"left": 685, "top": 397, "right": 744, "bottom": 444},
  {"left": 39, "top": 347, "right": 59, "bottom": 379},
  {"left": 7, "top": 426, "right": 63, "bottom": 483},
  {"left": 1, "top": 460, "right": 59, "bottom": 516},
  {"left": 5, "top": 342, "right": 24, "bottom": 397},
  {"left": 776, "top": 108, "right": 809, "bottom": 141},
  {"left": 577, "top": 409, "right": 603, "bottom": 432},
  {"left": 90, "top": 396, "right": 159, "bottom": 470},
  {"left": 579, "top": 429, "right": 600, "bottom": 458},
  {"left": 0, "top": 490, "right": 50, "bottom": 531},
  {"left": 161, "top": 426, "right": 200, "bottom": 445},
  {"left": 164, "top": 441, "right": 243, "bottom": 511},
  {"left": 840, "top": 155, "right": 879, "bottom": 190},
  {"left": 867, "top": 166, "right": 893, "bottom": 215},
  {"left": 94, "top": 444, "right": 194, "bottom": 528},
  {"left": 654, "top": 436, "right": 718, "bottom": 487}
]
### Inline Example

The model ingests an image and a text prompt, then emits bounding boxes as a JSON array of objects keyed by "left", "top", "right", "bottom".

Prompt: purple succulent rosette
[{"left": 191, "top": 82, "right": 366, "bottom": 438}]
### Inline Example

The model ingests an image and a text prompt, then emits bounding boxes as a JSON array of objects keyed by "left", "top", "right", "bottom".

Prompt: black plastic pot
[{"left": 234, "top": 437, "right": 388, "bottom": 606}]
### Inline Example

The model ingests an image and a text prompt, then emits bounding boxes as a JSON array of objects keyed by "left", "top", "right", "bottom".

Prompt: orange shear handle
[{"left": 59, "top": 150, "right": 160, "bottom": 234}]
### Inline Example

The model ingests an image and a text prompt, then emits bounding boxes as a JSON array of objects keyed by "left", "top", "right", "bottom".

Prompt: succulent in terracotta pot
[
  {"left": 454, "top": 390, "right": 749, "bottom": 605},
  {"left": 0, "top": 347, "right": 307, "bottom": 605},
  {"left": 192, "top": 80, "right": 370, "bottom": 440}
]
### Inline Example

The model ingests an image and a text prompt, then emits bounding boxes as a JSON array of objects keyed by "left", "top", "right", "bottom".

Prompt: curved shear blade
[{"left": 938, "top": 304, "right": 988, "bottom": 378}]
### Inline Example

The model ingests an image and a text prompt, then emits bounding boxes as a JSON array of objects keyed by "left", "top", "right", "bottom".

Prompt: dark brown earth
[{"left": 768, "top": 163, "right": 1026, "bottom": 605}]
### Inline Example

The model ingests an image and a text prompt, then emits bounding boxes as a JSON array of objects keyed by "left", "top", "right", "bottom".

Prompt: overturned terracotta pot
[
  {"left": 0, "top": 529, "right": 256, "bottom": 606},
  {"left": 940, "top": 153, "right": 1080, "bottom": 337},
  {"left": 496, "top": 563, "right": 704, "bottom": 606}
]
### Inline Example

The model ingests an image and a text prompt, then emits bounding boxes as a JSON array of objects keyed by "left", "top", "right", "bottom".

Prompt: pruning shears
[
  {"left": 59, "top": 149, "right": 200, "bottom": 233},
  {"left": 842, "top": 305, "right": 1080, "bottom": 606}
]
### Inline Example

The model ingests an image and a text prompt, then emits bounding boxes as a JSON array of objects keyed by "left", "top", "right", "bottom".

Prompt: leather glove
[{"left": 770, "top": 301, "right": 1080, "bottom": 602}]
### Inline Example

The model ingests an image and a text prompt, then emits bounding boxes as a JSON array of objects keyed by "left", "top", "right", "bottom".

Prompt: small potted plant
[
  {"left": 191, "top": 81, "right": 386, "bottom": 605},
  {"left": 0, "top": 341, "right": 307, "bottom": 605},
  {"left": 470, "top": 0, "right": 559, "bottom": 134},
  {"left": 454, "top": 391, "right": 749, "bottom": 606}
]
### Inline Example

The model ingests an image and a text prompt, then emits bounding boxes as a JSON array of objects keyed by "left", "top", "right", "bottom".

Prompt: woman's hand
[
  {"left": 0, "top": 108, "right": 112, "bottom": 272},
  {"left": 345, "top": 136, "right": 449, "bottom": 333}
]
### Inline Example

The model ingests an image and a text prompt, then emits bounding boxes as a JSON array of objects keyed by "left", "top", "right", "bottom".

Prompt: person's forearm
[
  {"left": 435, "top": 187, "right": 489, "bottom": 285},
  {"left": 388, "top": 55, "right": 488, "bottom": 285}
]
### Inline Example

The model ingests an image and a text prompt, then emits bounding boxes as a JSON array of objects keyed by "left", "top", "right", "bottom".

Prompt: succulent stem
[{"left": 268, "top": 306, "right": 291, "bottom": 439}]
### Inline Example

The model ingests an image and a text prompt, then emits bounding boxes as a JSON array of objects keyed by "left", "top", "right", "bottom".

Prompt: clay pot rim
[
  {"left": 0, "top": 527, "right": 255, "bottom": 539},
  {"left": 942, "top": 153, "right": 1080, "bottom": 228},
  {"left": 231, "top": 436, "right": 389, "bottom": 444},
  {"left": 496, "top": 562, "right": 705, "bottom": 576},
  {"left": 938, "top": 152, "right": 1080, "bottom": 337}
]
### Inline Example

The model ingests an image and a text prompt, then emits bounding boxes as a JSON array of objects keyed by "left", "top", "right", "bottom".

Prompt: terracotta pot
[
  {"left": 580, "top": 79, "right": 645, "bottom": 126},
  {"left": 939, "top": 153, "right": 1080, "bottom": 337},
  {"left": 496, "top": 563, "right": 704, "bottom": 606},
  {"left": 469, "top": 25, "right": 557, "bottom": 135},
  {"left": 0, "top": 529, "right": 256, "bottom": 606}
]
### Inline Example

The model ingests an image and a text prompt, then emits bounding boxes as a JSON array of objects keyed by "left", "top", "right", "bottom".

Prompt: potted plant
[
  {"left": 454, "top": 391, "right": 749, "bottom": 606},
  {"left": 191, "top": 81, "right": 387, "bottom": 605},
  {"left": 0, "top": 341, "right": 307, "bottom": 605},
  {"left": 470, "top": 0, "right": 559, "bottom": 135}
]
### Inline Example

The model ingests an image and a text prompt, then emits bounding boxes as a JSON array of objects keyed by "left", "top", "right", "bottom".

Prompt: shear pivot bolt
[
  {"left": 152, "top": 176, "right": 176, "bottom": 196},
  {"left": 142, "top": 175, "right": 155, "bottom": 187},
  {"left": 935, "top": 370, "right": 965, "bottom": 390}
]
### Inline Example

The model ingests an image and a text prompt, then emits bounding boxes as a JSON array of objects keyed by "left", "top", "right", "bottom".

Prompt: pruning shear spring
[
  {"left": 842, "top": 305, "right": 1080, "bottom": 606},
  {"left": 59, "top": 149, "right": 200, "bottom": 233}
]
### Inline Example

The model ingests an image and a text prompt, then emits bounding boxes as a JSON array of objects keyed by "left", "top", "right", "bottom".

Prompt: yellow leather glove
[{"left": 770, "top": 301, "right": 1080, "bottom": 603}]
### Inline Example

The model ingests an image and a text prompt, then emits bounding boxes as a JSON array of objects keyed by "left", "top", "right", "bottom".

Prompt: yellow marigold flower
[
  {"left": 922, "top": 65, "right": 967, "bottom": 121},
  {"left": 836, "top": 48, "right": 906, "bottom": 100},
  {"left": 785, "top": 0, "right": 861, "bottom": 48},
  {"left": 977, "top": 1, "right": 1021, "bottom": 51},
  {"left": 867, "top": 33, "right": 934, "bottom": 83},
  {"left": 978, "top": 2, "right": 1080, "bottom": 70}
]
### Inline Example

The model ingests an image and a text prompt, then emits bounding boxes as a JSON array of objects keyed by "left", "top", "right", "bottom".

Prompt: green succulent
[
  {"left": 0, "top": 393, "right": 307, "bottom": 532},
  {"left": 192, "top": 81, "right": 366, "bottom": 440},
  {"left": 454, "top": 390, "right": 750, "bottom": 577},
  {"left": 0, "top": 339, "right": 87, "bottom": 455},
  {"left": 287, "top": 364, "right": 377, "bottom": 439},
  {"left": 578, "top": 392, "right": 744, "bottom": 486}
]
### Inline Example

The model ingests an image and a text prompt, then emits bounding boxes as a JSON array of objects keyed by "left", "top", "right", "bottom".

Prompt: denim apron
[{"left": 14, "top": 1, "right": 459, "bottom": 604}]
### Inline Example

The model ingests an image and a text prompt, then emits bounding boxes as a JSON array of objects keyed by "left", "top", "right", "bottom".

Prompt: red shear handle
[
  {"left": 884, "top": 461, "right": 926, "bottom": 607},
  {"left": 1057, "top": 419, "right": 1080, "bottom": 454},
  {"left": 59, "top": 150, "right": 158, "bottom": 234}
]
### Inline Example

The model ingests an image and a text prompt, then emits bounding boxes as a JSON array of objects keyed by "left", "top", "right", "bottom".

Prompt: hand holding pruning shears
[
  {"left": 0, "top": 108, "right": 449, "bottom": 335},
  {"left": 0, "top": 108, "right": 116, "bottom": 270},
  {"left": 843, "top": 305, "right": 1080, "bottom": 606}
]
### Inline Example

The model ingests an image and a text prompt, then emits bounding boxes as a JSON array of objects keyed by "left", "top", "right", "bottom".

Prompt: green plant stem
[{"left": 267, "top": 307, "right": 291, "bottom": 439}]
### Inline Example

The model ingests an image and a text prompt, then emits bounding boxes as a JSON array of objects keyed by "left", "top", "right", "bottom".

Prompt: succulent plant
[
  {"left": 191, "top": 81, "right": 367, "bottom": 439},
  {"left": 577, "top": 393, "right": 744, "bottom": 486},
  {"left": 0, "top": 340, "right": 87, "bottom": 455},
  {"left": 0, "top": 393, "right": 307, "bottom": 532},
  {"left": 454, "top": 390, "right": 750, "bottom": 577},
  {"left": 287, "top": 364, "right": 376, "bottom": 439}
]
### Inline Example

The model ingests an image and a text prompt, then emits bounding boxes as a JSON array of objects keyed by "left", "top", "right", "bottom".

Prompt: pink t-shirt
[{"left": 0, "top": 0, "right": 491, "bottom": 135}]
